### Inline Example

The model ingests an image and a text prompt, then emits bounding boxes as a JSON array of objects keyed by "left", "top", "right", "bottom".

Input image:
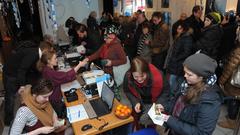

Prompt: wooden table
[{"left": 64, "top": 89, "right": 134, "bottom": 135}]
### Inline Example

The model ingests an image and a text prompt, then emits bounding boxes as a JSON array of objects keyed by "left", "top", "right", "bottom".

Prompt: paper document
[
  {"left": 67, "top": 104, "right": 89, "bottom": 123},
  {"left": 65, "top": 52, "right": 80, "bottom": 58},
  {"left": 61, "top": 80, "right": 81, "bottom": 92},
  {"left": 148, "top": 104, "right": 167, "bottom": 126}
]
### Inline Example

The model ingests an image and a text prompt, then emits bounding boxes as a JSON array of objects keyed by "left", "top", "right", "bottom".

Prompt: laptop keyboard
[
  {"left": 83, "top": 100, "right": 97, "bottom": 119},
  {"left": 90, "top": 99, "right": 110, "bottom": 117}
]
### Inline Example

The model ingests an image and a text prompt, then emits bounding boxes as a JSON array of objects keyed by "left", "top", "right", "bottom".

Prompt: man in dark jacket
[
  {"left": 185, "top": 5, "right": 204, "bottom": 41},
  {"left": 150, "top": 11, "right": 170, "bottom": 71},
  {"left": 3, "top": 41, "right": 51, "bottom": 125},
  {"left": 218, "top": 11, "right": 237, "bottom": 61},
  {"left": 194, "top": 12, "right": 223, "bottom": 60},
  {"left": 172, "top": 13, "right": 187, "bottom": 39}
]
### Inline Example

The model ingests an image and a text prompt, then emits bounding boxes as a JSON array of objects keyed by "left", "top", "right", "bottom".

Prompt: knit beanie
[
  {"left": 104, "top": 25, "right": 119, "bottom": 38},
  {"left": 183, "top": 53, "right": 217, "bottom": 78},
  {"left": 206, "top": 12, "right": 221, "bottom": 24}
]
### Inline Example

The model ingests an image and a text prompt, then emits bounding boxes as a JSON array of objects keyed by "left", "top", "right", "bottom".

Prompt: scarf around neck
[{"left": 21, "top": 85, "right": 54, "bottom": 126}]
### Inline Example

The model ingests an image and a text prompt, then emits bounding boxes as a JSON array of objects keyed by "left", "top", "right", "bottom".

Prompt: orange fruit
[
  {"left": 120, "top": 113, "right": 125, "bottom": 117},
  {"left": 116, "top": 106, "right": 121, "bottom": 111},
  {"left": 126, "top": 108, "right": 131, "bottom": 114},
  {"left": 115, "top": 110, "right": 121, "bottom": 116},
  {"left": 123, "top": 105, "right": 128, "bottom": 109}
]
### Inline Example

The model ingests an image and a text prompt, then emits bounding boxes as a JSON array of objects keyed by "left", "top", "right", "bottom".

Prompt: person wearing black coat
[
  {"left": 158, "top": 53, "right": 222, "bottom": 135},
  {"left": 185, "top": 5, "right": 204, "bottom": 41},
  {"left": 194, "top": 12, "right": 223, "bottom": 60},
  {"left": 166, "top": 21, "right": 193, "bottom": 96},
  {"left": 218, "top": 12, "right": 237, "bottom": 61},
  {"left": 172, "top": 13, "right": 187, "bottom": 39},
  {"left": 3, "top": 41, "right": 51, "bottom": 126}
]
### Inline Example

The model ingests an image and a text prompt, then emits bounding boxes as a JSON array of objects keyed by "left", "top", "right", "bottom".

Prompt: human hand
[
  {"left": 219, "top": 84, "right": 224, "bottom": 90},
  {"left": 78, "top": 60, "right": 88, "bottom": 67},
  {"left": 134, "top": 103, "right": 141, "bottom": 113},
  {"left": 144, "top": 40, "right": 150, "bottom": 45},
  {"left": 83, "top": 58, "right": 89, "bottom": 63},
  {"left": 37, "top": 126, "right": 55, "bottom": 134},
  {"left": 155, "top": 104, "right": 165, "bottom": 112},
  {"left": 81, "top": 41, "right": 87, "bottom": 46},
  {"left": 53, "top": 119, "right": 65, "bottom": 128},
  {"left": 105, "top": 59, "right": 112, "bottom": 66},
  {"left": 18, "top": 86, "right": 25, "bottom": 94}
]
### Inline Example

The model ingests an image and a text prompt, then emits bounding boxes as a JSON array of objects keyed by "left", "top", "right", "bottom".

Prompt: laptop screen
[{"left": 101, "top": 82, "right": 114, "bottom": 110}]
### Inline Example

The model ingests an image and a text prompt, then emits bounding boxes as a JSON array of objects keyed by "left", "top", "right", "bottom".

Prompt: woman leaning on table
[
  {"left": 159, "top": 53, "right": 222, "bottom": 135},
  {"left": 123, "top": 56, "right": 165, "bottom": 130},
  {"left": 83, "top": 24, "right": 127, "bottom": 76},
  {"left": 10, "top": 78, "right": 72, "bottom": 135},
  {"left": 37, "top": 50, "right": 87, "bottom": 118}
]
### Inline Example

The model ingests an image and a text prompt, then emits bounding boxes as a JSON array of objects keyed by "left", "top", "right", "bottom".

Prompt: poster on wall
[
  {"left": 161, "top": 0, "right": 169, "bottom": 8},
  {"left": 146, "top": 0, "right": 153, "bottom": 8},
  {"left": 163, "top": 12, "right": 171, "bottom": 26}
]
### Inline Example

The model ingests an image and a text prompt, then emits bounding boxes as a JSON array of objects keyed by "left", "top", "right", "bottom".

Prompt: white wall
[
  {"left": 55, "top": 0, "right": 102, "bottom": 25},
  {"left": 145, "top": 0, "right": 206, "bottom": 26},
  {"left": 38, "top": 0, "right": 103, "bottom": 42}
]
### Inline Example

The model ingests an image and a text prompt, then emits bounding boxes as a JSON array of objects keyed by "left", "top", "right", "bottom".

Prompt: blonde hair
[{"left": 37, "top": 50, "right": 56, "bottom": 72}]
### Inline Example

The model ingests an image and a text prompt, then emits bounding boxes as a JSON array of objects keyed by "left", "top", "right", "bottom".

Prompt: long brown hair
[
  {"left": 130, "top": 56, "right": 150, "bottom": 75},
  {"left": 184, "top": 81, "right": 206, "bottom": 104},
  {"left": 37, "top": 50, "right": 56, "bottom": 72},
  {"left": 183, "top": 66, "right": 206, "bottom": 104}
]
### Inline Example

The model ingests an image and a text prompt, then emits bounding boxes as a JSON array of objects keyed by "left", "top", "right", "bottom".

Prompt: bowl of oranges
[{"left": 115, "top": 104, "right": 132, "bottom": 119}]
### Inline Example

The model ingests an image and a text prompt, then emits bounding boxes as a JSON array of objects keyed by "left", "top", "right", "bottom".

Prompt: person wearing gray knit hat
[
  {"left": 159, "top": 53, "right": 221, "bottom": 135},
  {"left": 183, "top": 53, "right": 217, "bottom": 78}
]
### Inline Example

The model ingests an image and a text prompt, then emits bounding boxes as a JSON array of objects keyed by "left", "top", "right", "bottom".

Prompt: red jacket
[{"left": 124, "top": 64, "right": 163, "bottom": 104}]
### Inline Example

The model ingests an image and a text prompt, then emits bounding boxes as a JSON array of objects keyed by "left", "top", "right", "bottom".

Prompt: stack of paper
[
  {"left": 67, "top": 104, "right": 89, "bottom": 123},
  {"left": 61, "top": 80, "right": 81, "bottom": 92}
]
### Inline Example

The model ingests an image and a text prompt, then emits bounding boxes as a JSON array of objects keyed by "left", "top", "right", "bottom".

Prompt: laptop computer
[{"left": 83, "top": 82, "right": 114, "bottom": 118}]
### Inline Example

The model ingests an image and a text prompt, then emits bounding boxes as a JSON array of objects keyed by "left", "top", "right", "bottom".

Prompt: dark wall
[
  {"left": 103, "top": 0, "right": 113, "bottom": 15},
  {"left": 237, "top": 0, "right": 240, "bottom": 14}
]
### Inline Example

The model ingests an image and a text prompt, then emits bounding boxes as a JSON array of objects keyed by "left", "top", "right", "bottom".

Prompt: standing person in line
[
  {"left": 194, "top": 12, "right": 223, "bottom": 60},
  {"left": 218, "top": 44, "right": 240, "bottom": 129},
  {"left": 172, "top": 13, "right": 188, "bottom": 39},
  {"left": 150, "top": 11, "right": 170, "bottom": 71},
  {"left": 166, "top": 21, "right": 193, "bottom": 96},
  {"left": 136, "top": 22, "right": 152, "bottom": 62},
  {"left": 158, "top": 53, "right": 222, "bottom": 135},
  {"left": 185, "top": 5, "right": 204, "bottom": 42}
]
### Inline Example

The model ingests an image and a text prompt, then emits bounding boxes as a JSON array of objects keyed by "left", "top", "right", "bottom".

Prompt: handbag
[{"left": 230, "top": 65, "right": 240, "bottom": 88}]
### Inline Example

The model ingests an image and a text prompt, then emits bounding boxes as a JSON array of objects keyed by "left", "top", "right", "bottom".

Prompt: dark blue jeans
[{"left": 3, "top": 72, "right": 18, "bottom": 126}]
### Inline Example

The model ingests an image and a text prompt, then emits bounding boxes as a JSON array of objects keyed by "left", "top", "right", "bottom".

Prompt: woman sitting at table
[
  {"left": 83, "top": 24, "right": 127, "bottom": 76},
  {"left": 123, "top": 56, "right": 164, "bottom": 130},
  {"left": 37, "top": 50, "right": 87, "bottom": 118},
  {"left": 10, "top": 78, "right": 72, "bottom": 135}
]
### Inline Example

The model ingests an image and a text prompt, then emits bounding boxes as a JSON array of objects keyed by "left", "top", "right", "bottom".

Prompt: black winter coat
[
  {"left": 185, "top": 15, "right": 204, "bottom": 41},
  {"left": 167, "top": 32, "right": 193, "bottom": 76},
  {"left": 195, "top": 24, "right": 223, "bottom": 60},
  {"left": 164, "top": 84, "right": 222, "bottom": 135}
]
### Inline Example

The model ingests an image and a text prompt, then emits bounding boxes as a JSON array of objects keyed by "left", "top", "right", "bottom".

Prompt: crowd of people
[{"left": 2, "top": 4, "right": 240, "bottom": 135}]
